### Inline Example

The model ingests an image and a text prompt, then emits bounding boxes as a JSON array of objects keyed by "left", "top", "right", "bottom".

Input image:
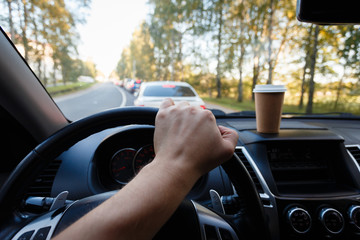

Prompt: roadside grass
[
  {"left": 203, "top": 97, "right": 360, "bottom": 116},
  {"left": 46, "top": 82, "right": 96, "bottom": 97}
]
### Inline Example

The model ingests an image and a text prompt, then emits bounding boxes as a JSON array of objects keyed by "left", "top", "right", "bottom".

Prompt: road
[
  {"left": 54, "top": 82, "right": 233, "bottom": 121},
  {"left": 54, "top": 82, "right": 136, "bottom": 121}
]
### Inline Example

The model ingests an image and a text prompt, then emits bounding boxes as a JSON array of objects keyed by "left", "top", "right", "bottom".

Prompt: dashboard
[
  {"left": 50, "top": 125, "right": 233, "bottom": 202},
  {"left": 94, "top": 126, "right": 156, "bottom": 187},
  {"left": 41, "top": 116, "right": 360, "bottom": 239}
]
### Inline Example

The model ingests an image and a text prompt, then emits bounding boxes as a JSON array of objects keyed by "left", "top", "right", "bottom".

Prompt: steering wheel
[{"left": 0, "top": 107, "right": 269, "bottom": 240}]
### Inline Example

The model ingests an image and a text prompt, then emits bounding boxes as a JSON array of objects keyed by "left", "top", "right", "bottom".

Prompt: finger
[
  {"left": 159, "top": 98, "right": 174, "bottom": 109},
  {"left": 218, "top": 125, "right": 239, "bottom": 143},
  {"left": 177, "top": 101, "right": 190, "bottom": 107}
]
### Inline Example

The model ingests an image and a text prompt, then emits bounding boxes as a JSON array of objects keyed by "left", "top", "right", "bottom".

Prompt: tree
[
  {"left": 1, "top": 0, "right": 91, "bottom": 85},
  {"left": 306, "top": 25, "right": 320, "bottom": 114},
  {"left": 116, "top": 47, "right": 132, "bottom": 80},
  {"left": 266, "top": 0, "right": 296, "bottom": 84},
  {"left": 224, "top": 0, "right": 248, "bottom": 102},
  {"left": 129, "top": 22, "right": 156, "bottom": 81},
  {"left": 298, "top": 24, "right": 314, "bottom": 109},
  {"left": 83, "top": 59, "right": 97, "bottom": 78},
  {"left": 149, "top": 0, "right": 177, "bottom": 80},
  {"left": 336, "top": 25, "right": 360, "bottom": 110},
  {"left": 214, "top": 0, "right": 224, "bottom": 98},
  {"left": 248, "top": 0, "right": 267, "bottom": 101},
  {"left": 116, "top": 22, "right": 156, "bottom": 82},
  {"left": 266, "top": 0, "right": 275, "bottom": 84},
  {"left": 5, "top": 0, "right": 15, "bottom": 42}
]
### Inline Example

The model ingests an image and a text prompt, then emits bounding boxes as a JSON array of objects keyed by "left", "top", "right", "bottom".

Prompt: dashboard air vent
[
  {"left": 347, "top": 146, "right": 360, "bottom": 166},
  {"left": 26, "top": 159, "right": 62, "bottom": 197},
  {"left": 234, "top": 148, "right": 265, "bottom": 194}
]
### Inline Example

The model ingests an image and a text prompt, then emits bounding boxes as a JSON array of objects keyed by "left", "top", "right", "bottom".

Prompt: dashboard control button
[
  {"left": 17, "top": 230, "right": 34, "bottom": 240},
  {"left": 319, "top": 208, "right": 344, "bottom": 234},
  {"left": 33, "top": 226, "right": 51, "bottom": 240},
  {"left": 33, "top": 227, "right": 51, "bottom": 240},
  {"left": 348, "top": 205, "right": 360, "bottom": 230},
  {"left": 287, "top": 207, "right": 312, "bottom": 233}
]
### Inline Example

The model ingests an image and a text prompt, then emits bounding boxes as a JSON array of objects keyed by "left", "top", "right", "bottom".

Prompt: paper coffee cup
[{"left": 253, "top": 85, "right": 286, "bottom": 133}]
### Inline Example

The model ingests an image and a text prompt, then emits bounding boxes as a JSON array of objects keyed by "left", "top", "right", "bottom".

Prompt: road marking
[{"left": 115, "top": 86, "right": 127, "bottom": 107}]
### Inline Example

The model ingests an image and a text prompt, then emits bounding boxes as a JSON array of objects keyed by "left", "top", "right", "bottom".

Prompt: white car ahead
[{"left": 134, "top": 81, "right": 206, "bottom": 109}]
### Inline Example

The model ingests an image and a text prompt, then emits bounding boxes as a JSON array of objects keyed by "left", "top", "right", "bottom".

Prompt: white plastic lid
[{"left": 253, "top": 84, "right": 287, "bottom": 93}]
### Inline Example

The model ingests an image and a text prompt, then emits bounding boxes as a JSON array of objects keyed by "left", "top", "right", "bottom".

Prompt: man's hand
[
  {"left": 154, "top": 98, "right": 238, "bottom": 177},
  {"left": 54, "top": 99, "right": 239, "bottom": 240}
]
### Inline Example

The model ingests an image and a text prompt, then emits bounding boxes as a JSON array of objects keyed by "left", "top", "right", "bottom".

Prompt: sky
[{"left": 77, "top": 0, "right": 149, "bottom": 78}]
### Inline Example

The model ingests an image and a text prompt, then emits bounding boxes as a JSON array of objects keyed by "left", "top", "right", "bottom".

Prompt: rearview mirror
[{"left": 297, "top": 0, "right": 360, "bottom": 25}]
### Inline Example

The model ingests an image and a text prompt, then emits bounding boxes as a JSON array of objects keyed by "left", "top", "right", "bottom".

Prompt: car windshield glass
[
  {"left": 143, "top": 86, "right": 196, "bottom": 97},
  {"left": 1, "top": 0, "right": 360, "bottom": 120}
]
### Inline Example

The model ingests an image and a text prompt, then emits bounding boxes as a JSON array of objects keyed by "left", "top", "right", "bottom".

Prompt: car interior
[{"left": 1, "top": 0, "right": 360, "bottom": 240}]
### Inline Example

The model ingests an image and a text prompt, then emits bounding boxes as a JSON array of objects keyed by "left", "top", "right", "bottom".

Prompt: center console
[{"left": 237, "top": 129, "right": 360, "bottom": 239}]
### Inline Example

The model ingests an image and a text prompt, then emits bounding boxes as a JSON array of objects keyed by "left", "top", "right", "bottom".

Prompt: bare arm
[{"left": 54, "top": 99, "right": 238, "bottom": 240}]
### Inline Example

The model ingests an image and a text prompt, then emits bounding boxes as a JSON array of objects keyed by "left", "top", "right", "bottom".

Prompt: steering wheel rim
[
  {"left": 0, "top": 107, "right": 157, "bottom": 220},
  {"left": 0, "top": 106, "right": 269, "bottom": 239}
]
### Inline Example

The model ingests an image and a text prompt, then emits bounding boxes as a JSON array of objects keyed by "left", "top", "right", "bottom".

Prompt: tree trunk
[
  {"left": 215, "top": 2, "right": 223, "bottom": 99},
  {"left": 53, "top": 62, "right": 57, "bottom": 86},
  {"left": 208, "top": 77, "right": 212, "bottom": 98},
  {"left": 267, "top": 0, "right": 274, "bottom": 84},
  {"left": 31, "top": 4, "right": 43, "bottom": 81},
  {"left": 237, "top": 44, "right": 245, "bottom": 102},
  {"left": 156, "top": 51, "right": 162, "bottom": 80},
  {"left": 19, "top": 0, "right": 29, "bottom": 61},
  {"left": 299, "top": 64, "right": 307, "bottom": 109},
  {"left": 306, "top": 25, "right": 320, "bottom": 114},
  {"left": 299, "top": 25, "right": 314, "bottom": 109},
  {"left": 170, "top": 33, "right": 175, "bottom": 81},
  {"left": 178, "top": 33, "right": 184, "bottom": 81},
  {"left": 6, "top": 0, "right": 15, "bottom": 42},
  {"left": 334, "top": 71, "right": 345, "bottom": 111},
  {"left": 43, "top": 50, "right": 48, "bottom": 87},
  {"left": 252, "top": 55, "right": 260, "bottom": 101}
]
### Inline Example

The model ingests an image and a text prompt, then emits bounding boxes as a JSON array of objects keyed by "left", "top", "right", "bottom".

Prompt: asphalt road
[
  {"left": 54, "top": 82, "right": 136, "bottom": 121},
  {"left": 54, "top": 82, "right": 234, "bottom": 121}
]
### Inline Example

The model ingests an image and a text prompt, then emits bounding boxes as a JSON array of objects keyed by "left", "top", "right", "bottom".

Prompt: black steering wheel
[{"left": 0, "top": 107, "right": 269, "bottom": 240}]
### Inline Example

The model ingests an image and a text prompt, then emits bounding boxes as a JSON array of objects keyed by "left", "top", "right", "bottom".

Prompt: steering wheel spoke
[{"left": 192, "top": 201, "right": 239, "bottom": 240}]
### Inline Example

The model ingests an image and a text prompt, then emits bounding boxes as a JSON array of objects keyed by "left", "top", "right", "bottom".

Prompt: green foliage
[
  {"left": 116, "top": 0, "right": 357, "bottom": 114},
  {"left": 0, "top": 0, "right": 92, "bottom": 85},
  {"left": 116, "top": 22, "right": 155, "bottom": 81},
  {"left": 47, "top": 82, "right": 94, "bottom": 97},
  {"left": 82, "top": 59, "right": 97, "bottom": 78},
  {"left": 203, "top": 95, "right": 360, "bottom": 116}
]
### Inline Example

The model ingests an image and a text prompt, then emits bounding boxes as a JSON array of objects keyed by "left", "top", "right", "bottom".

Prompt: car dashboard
[{"left": 28, "top": 116, "right": 360, "bottom": 239}]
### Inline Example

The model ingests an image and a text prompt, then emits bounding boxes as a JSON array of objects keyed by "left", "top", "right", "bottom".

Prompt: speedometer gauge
[
  {"left": 110, "top": 148, "right": 136, "bottom": 184},
  {"left": 134, "top": 145, "right": 155, "bottom": 174}
]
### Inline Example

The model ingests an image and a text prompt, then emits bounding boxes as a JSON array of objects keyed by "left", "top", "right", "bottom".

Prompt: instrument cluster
[
  {"left": 110, "top": 144, "right": 155, "bottom": 184},
  {"left": 94, "top": 125, "right": 156, "bottom": 189}
]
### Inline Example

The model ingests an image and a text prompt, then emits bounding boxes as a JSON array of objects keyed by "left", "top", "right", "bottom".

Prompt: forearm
[
  {"left": 54, "top": 158, "right": 200, "bottom": 240},
  {"left": 54, "top": 99, "right": 238, "bottom": 240}
]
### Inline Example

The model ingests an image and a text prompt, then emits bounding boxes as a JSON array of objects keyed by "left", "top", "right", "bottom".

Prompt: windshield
[
  {"left": 1, "top": 0, "right": 360, "bottom": 120},
  {"left": 143, "top": 85, "right": 196, "bottom": 97}
]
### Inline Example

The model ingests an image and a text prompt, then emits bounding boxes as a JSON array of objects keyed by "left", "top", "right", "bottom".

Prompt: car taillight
[
  {"left": 162, "top": 84, "right": 175, "bottom": 88},
  {"left": 200, "top": 105, "right": 206, "bottom": 109}
]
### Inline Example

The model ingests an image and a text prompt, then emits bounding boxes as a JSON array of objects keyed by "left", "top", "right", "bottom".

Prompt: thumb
[{"left": 218, "top": 125, "right": 238, "bottom": 145}]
